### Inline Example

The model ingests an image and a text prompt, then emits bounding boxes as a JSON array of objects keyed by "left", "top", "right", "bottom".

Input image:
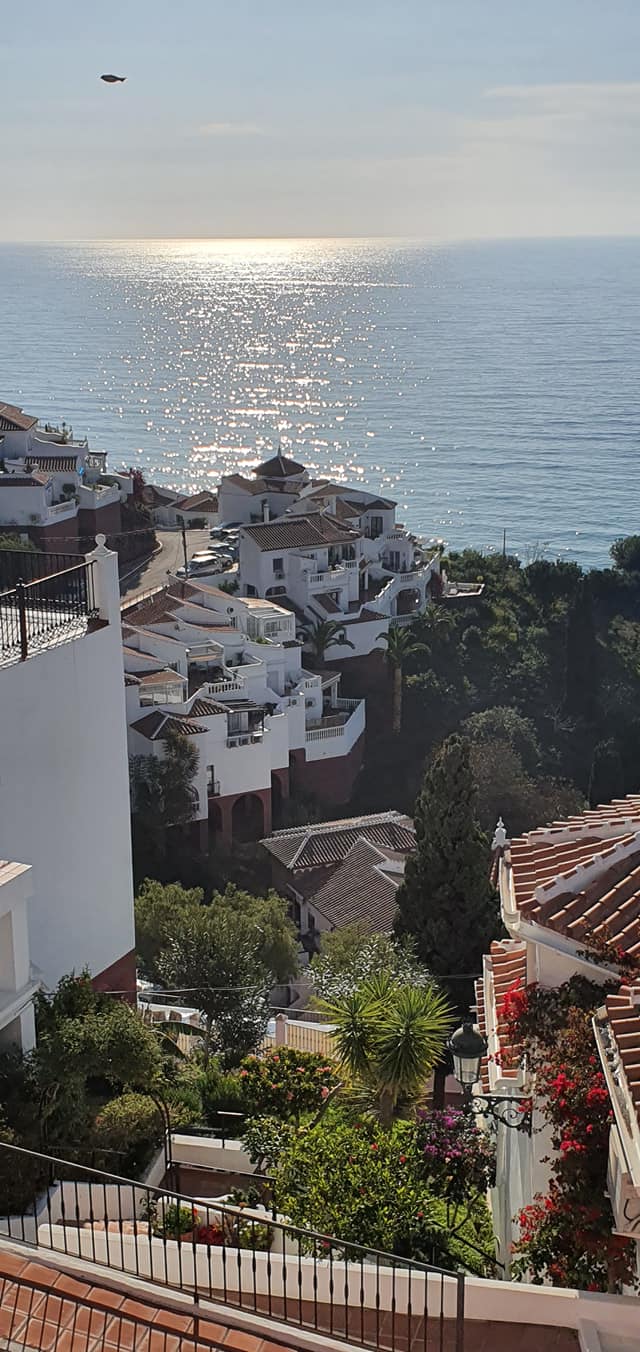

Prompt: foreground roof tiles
[
  {"left": 476, "top": 939, "right": 528, "bottom": 1092},
  {"left": 262, "top": 810, "right": 414, "bottom": 870},
  {"left": 598, "top": 985, "right": 640, "bottom": 1130},
  {"left": 505, "top": 795, "right": 640, "bottom": 955}
]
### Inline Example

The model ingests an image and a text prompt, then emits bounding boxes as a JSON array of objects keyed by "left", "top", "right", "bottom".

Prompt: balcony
[
  {"left": 305, "top": 697, "right": 365, "bottom": 758},
  {"left": 0, "top": 554, "right": 100, "bottom": 667},
  {"left": 306, "top": 566, "right": 348, "bottom": 591}
]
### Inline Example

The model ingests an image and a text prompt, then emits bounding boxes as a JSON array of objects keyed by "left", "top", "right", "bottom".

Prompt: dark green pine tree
[
  {"left": 395, "top": 734, "right": 500, "bottom": 1011},
  {"left": 564, "top": 578, "right": 599, "bottom": 722},
  {"left": 588, "top": 738, "right": 624, "bottom": 808}
]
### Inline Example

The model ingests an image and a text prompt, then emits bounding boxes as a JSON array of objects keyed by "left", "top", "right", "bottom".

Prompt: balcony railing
[
  {"left": 207, "top": 778, "right": 221, "bottom": 796},
  {"left": 0, "top": 558, "right": 99, "bottom": 664},
  {"left": 0, "top": 1141, "right": 466, "bottom": 1352}
]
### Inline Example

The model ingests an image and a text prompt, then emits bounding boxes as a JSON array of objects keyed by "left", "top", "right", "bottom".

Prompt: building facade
[{"left": 0, "top": 537, "right": 136, "bottom": 998}]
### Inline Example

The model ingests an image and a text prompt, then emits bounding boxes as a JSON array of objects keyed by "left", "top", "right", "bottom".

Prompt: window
[
  {"left": 245, "top": 584, "right": 257, "bottom": 597},
  {"left": 206, "top": 765, "right": 218, "bottom": 795},
  {"left": 273, "top": 557, "right": 285, "bottom": 579},
  {"left": 369, "top": 515, "right": 383, "bottom": 539}
]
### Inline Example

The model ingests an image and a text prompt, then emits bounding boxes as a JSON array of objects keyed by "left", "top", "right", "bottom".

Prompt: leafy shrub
[{"left": 239, "top": 1049, "right": 338, "bottom": 1122}]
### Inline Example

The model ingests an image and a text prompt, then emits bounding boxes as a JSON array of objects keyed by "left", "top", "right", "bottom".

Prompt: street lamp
[{"left": 447, "top": 1020, "right": 532, "bottom": 1135}]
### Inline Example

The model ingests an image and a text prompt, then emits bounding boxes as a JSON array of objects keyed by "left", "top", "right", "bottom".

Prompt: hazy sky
[{"left": 3, "top": 0, "right": 640, "bottom": 240}]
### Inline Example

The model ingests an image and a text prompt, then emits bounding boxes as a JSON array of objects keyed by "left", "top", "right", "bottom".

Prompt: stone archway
[{"left": 396, "top": 587, "right": 421, "bottom": 616}]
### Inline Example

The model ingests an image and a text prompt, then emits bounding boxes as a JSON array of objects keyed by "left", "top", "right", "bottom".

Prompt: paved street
[{"left": 119, "top": 527, "right": 211, "bottom": 601}]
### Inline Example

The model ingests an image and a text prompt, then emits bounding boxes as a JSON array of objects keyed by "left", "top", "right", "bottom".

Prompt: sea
[{"left": 1, "top": 236, "right": 640, "bottom": 569}]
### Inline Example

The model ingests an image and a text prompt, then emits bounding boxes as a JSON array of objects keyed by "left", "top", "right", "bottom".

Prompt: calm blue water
[{"left": 1, "top": 236, "right": 639, "bottom": 567}]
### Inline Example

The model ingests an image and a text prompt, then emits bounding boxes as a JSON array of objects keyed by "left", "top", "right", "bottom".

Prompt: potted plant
[{"left": 156, "top": 1203, "right": 199, "bottom": 1242}]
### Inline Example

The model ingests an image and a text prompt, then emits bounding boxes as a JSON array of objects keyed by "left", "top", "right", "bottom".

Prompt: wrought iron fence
[
  {"left": 0, "top": 559, "right": 98, "bottom": 662},
  {"left": 0, "top": 547, "right": 83, "bottom": 589},
  {"left": 0, "top": 1141, "right": 466, "bottom": 1352}
]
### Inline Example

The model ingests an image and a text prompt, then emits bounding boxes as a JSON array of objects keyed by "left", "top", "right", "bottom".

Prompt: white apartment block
[
  {"left": 0, "top": 399, "right": 132, "bottom": 552},
  {"left": 0, "top": 537, "right": 136, "bottom": 1003},
  {"left": 122, "top": 575, "right": 366, "bottom": 846},
  {"left": 222, "top": 453, "right": 441, "bottom": 658}
]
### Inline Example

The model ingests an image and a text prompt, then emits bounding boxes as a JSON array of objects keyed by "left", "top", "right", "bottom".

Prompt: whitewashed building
[
  {"left": 0, "top": 861, "right": 39, "bottom": 1052},
  {"left": 122, "top": 575, "right": 367, "bottom": 845},
  {"left": 479, "top": 798, "right": 640, "bottom": 1278},
  {"left": 0, "top": 537, "right": 136, "bottom": 997}
]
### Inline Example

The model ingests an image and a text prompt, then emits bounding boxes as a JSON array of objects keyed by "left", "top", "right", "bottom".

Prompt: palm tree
[
  {"left": 378, "top": 625, "right": 427, "bottom": 734},
  {"left": 302, "top": 617, "right": 355, "bottom": 665},
  {"left": 323, "top": 972, "right": 453, "bottom": 1128}
]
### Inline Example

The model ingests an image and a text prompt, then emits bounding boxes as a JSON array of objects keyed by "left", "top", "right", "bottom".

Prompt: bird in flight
[{"left": 100, "top": 74, "right": 126, "bottom": 83}]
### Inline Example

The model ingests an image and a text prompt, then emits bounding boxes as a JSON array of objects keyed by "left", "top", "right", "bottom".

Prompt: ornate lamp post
[{"left": 448, "top": 1021, "right": 532, "bottom": 1135}]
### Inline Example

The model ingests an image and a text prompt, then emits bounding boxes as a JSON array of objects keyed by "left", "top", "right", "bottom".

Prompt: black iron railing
[
  {"left": 0, "top": 1141, "right": 465, "bottom": 1352},
  {"left": 0, "top": 559, "right": 99, "bottom": 662},
  {"left": 0, "top": 547, "right": 84, "bottom": 589}
]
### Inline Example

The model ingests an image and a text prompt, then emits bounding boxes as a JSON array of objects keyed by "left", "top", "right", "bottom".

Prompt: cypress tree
[
  {"left": 395, "top": 734, "right": 499, "bottom": 1009},
  {"left": 564, "top": 578, "right": 599, "bottom": 722}
]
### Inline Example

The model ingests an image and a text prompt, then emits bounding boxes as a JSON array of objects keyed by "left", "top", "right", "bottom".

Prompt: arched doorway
[{"left": 231, "top": 793, "right": 266, "bottom": 842}]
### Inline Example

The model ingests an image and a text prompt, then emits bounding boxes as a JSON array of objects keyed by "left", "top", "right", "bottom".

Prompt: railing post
[
  {"left": 455, "top": 1272, "right": 465, "bottom": 1352},
  {"left": 16, "top": 580, "right": 28, "bottom": 660}
]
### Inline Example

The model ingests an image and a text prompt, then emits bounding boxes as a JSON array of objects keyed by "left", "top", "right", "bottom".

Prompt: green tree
[
  {"left": 610, "top": 535, "right": 640, "bottom": 573},
  {"left": 468, "top": 740, "right": 585, "bottom": 838},
  {"left": 211, "top": 884, "right": 298, "bottom": 984},
  {"left": 0, "top": 533, "right": 37, "bottom": 551},
  {"left": 395, "top": 735, "right": 499, "bottom": 1005},
  {"left": 564, "top": 579, "right": 599, "bottom": 722},
  {"left": 301, "top": 617, "right": 354, "bottom": 664},
  {"left": 310, "top": 927, "right": 431, "bottom": 1003},
  {"left": 588, "top": 739, "right": 624, "bottom": 808},
  {"left": 378, "top": 625, "right": 427, "bottom": 733},
  {"left": 158, "top": 908, "right": 270, "bottom": 1066},
  {"left": 462, "top": 705, "right": 541, "bottom": 774},
  {"left": 135, "top": 879, "right": 204, "bottom": 981},
  {"left": 321, "top": 972, "right": 452, "bottom": 1127},
  {"left": 130, "top": 725, "right": 200, "bottom": 880}
]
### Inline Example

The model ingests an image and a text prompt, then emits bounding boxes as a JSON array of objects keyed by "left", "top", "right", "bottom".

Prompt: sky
[{"left": 3, "top": 0, "right": 640, "bottom": 240}]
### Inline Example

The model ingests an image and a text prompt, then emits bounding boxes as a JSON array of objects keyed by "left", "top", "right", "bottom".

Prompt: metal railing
[
  {"left": 0, "top": 1141, "right": 465, "bottom": 1352},
  {"left": 0, "top": 559, "right": 99, "bottom": 662},
  {"left": 0, "top": 547, "right": 83, "bottom": 589}
]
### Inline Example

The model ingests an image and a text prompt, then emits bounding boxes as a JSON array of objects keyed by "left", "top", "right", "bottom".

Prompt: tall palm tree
[
  {"left": 323, "top": 972, "right": 453, "bottom": 1128},
  {"left": 302, "top": 617, "right": 355, "bottom": 665},
  {"left": 378, "top": 625, "right": 427, "bottom": 734}
]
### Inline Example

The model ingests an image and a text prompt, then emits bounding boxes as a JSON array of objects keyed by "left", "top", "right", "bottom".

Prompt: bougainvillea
[
  {"left": 415, "top": 1108, "right": 496, "bottom": 1203},
  {"left": 502, "top": 979, "right": 637, "bottom": 1291}
]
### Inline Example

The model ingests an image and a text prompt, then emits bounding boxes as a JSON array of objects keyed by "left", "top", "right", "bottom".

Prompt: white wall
[{"left": 0, "top": 548, "right": 135, "bottom": 991}]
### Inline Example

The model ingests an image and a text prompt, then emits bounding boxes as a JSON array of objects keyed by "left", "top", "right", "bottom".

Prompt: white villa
[
  {"left": 122, "top": 574, "right": 366, "bottom": 846},
  {"left": 478, "top": 799, "right": 640, "bottom": 1282},
  {"left": 229, "top": 454, "right": 441, "bottom": 656},
  {"left": 0, "top": 399, "right": 132, "bottom": 551}
]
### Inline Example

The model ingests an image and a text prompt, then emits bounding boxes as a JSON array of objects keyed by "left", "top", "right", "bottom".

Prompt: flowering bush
[
  {"left": 502, "top": 980, "right": 637, "bottom": 1291},
  {"left": 415, "top": 1109, "right": 496, "bottom": 1202},
  {"left": 239, "top": 1048, "right": 339, "bottom": 1123}
]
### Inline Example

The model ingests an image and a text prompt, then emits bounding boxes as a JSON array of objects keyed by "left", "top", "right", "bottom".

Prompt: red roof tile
[
  {"left": 597, "top": 985, "right": 640, "bottom": 1130},
  {"left": 477, "top": 940, "right": 527, "bottom": 1090},
  {"left": 506, "top": 795, "right": 640, "bottom": 955},
  {"left": 0, "top": 401, "right": 38, "bottom": 431}
]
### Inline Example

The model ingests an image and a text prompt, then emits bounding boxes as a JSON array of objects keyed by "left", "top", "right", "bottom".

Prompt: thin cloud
[{"left": 198, "top": 121, "right": 265, "bottom": 137}]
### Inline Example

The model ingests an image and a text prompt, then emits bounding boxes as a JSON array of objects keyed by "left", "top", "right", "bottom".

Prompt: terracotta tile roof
[
  {"left": 254, "top": 452, "right": 306, "bottom": 478},
  {"left": 176, "top": 491, "right": 219, "bottom": 512},
  {"left": 0, "top": 401, "right": 38, "bottom": 431},
  {"left": 223, "top": 472, "right": 269, "bottom": 494},
  {"left": 0, "top": 1249, "right": 307, "bottom": 1352},
  {"left": 596, "top": 985, "right": 640, "bottom": 1130},
  {"left": 476, "top": 940, "right": 527, "bottom": 1091},
  {"left": 507, "top": 808, "right": 640, "bottom": 954},
  {"left": 177, "top": 579, "right": 235, "bottom": 602},
  {"left": 262, "top": 810, "right": 415, "bottom": 870},
  {"left": 26, "top": 454, "right": 78, "bottom": 473},
  {"left": 0, "top": 471, "right": 50, "bottom": 487},
  {"left": 348, "top": 606, "right": 385, "bottom": 623},
  {"left": 130, "top": 711, "right": 207, "bottom": 740},
  {"left": 308, "top": 837, "right": 404, "bottom": 932},
  {"left": 137, "top": 668, "right": 186, "bottom": 686},
  {"left": 126, "top": 592, "right": 181, "bottom": 626},
  {"left": 189, "top": 696, "right": 228, "bottom": 717},
  {"left": 242, "top": 514, "right": 359, "bottom": 553}
]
